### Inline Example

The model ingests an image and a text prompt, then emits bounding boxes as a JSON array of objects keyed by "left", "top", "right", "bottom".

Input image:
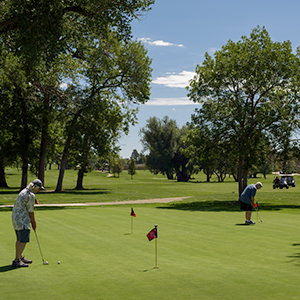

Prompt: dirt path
[{"left": 0, "top": 197, "right": 191, "bottom": 208}]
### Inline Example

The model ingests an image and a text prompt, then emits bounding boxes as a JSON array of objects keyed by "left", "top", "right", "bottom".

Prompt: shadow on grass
[
  {"left": 0, "top": 206, "right": 86, "bottom": 212},
  {"left": 139, "top": 267, "right": 159, "bottom": 272},
  {"left": 0, "top": 190, "right": 20, "bottom": 194},
  {"left": 0, "top": 265, "right": 13, "bottom": 273},
  {"left": 286, "top": 243, "right": 300, "bottom": 266},
  {"left": 157, "top": 201, "right": 300, "bottom": 212},
  {"left": 46, "top": 189, "right": 110, "bottom": 195},
  {"left": 35, "top": 206, "right": 86, "bottom": 211},
  {"left": 0, "top": 188, "right": 111, "bottom": 195}
]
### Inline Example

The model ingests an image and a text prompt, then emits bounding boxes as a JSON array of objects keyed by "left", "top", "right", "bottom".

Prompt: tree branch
[
  {"left": 0, "top": 16, "right": 19, "bottom": 35},
  {"left": 63, "top": 6, "right": 95, "bottom": 17}
]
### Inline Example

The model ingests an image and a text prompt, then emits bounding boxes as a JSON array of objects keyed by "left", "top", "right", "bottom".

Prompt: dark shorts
[
  {"left": 15, "top": 229, "right": 30, "bottom": 243},
  {"left": 240, "top": 201, "right": 252, "bottom": 211}
]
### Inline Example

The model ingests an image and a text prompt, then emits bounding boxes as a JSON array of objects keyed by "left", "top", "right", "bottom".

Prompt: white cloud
[
  {"left": 152, "top": 71, "right": 195, "bottom": 88},
  {"left": 139, "top": 37, "right": 184, "bottom": 48},
  {"left": 146, "top": 97, "right": 199, "bottom": 106},
  {"left": 60, "top": 82, "right": 68, "bottom": 89}
]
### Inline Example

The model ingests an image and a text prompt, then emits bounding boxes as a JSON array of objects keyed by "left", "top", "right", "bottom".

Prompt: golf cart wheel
[{"left": 286, "top": 186, "right": 289, "bottom": 189}]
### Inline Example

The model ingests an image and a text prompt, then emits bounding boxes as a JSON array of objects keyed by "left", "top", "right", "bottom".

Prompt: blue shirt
[{"left": 239, "top": 184, "right": 257, "bottom": 205}]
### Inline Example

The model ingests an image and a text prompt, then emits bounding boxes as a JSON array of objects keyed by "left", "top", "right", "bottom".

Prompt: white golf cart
[{"left": 272, "top": 172, "right": 298, "bottom": 189}]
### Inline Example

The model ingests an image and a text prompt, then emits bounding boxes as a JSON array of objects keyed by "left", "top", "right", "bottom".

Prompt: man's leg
[
  {"left": 12, "top": 240, "right": 29, "bottom": 268},
  {"left": 15, "top": 240, "right": 27, "bottom": 260},
  {"left": 246, "top": 210, "right": 252, "bottom": 221}
]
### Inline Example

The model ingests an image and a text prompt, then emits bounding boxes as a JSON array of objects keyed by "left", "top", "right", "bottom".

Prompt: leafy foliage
[
  {"left": 127, "top": 157, "right": 136, "bottom": 179},
  {"left": 0, "top": 0, "right": 154, "bottom": 189},
  {"left": 187, "top": 26, "right": 300, "bottom": 194},
  {"left": 140, "top": 116, "right": 191, "bottom": 181}
]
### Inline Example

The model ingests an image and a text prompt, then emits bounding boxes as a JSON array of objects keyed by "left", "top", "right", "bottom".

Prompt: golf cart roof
[{"left": 272, "top": 172, "right": 300, "bottom": 176}]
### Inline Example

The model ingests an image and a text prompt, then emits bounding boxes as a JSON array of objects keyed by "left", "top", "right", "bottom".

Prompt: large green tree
[
  {"left": 140, "top": 116, "right": 178, "bottom": 179},
  {"left": 0, "top": 48, "right": 42, "bottom": 188},
  {"left": 140, "top": 116, "right": 190, "bottom": 181},
  {"left": 0, "top": 0, "right": 154, "bottom": 67},
  {"left": 187, "top": 26, "right": 300, "bottom": 195},
  {"left": 55, "top": 38, "right": 152, "bottom": 191},
  {"left": 0, "top": 0, "right": 154, "bottom": 189}
]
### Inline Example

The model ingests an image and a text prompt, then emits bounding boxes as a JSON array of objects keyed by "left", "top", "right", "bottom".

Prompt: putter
[
  {"left": 255, "top": 208, "right": 263, "bottom": 222},
  {"left": 34, "top": 230, "right": 47, "bottom": 264}
]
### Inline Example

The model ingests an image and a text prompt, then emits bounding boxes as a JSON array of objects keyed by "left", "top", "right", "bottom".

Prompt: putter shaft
[
  {"left": 256, "top": 208, "right": 263, "bottom": 222},
  {"left": 34, "top": 230, "right": 45, "bottom": 263}
]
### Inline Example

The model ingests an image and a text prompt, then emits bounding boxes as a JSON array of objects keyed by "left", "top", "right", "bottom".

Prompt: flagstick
[
  {"left": 255, "top": 202, "right": 258, "bottom": 223},
  {"left": 131, "top": 216, "right": 133, "bottom": 234},
  {"left": 154, "top": 225, "right": 158, "bottom": 269}
]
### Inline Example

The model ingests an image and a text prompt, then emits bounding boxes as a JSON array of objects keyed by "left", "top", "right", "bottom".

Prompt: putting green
[{"left": 0, "top": 205, "right": 300, "bottom": 300}]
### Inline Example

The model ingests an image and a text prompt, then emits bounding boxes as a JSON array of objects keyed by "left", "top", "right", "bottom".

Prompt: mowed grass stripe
[{"left": 1, "top": 205, "right": 300, "bottom": 300}]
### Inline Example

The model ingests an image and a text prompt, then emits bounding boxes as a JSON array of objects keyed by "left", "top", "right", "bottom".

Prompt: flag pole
[
  {"left": 130, "top": 208, "right": 136, "bottom": 234},
  {"left": 154, "top": 225, "right": 158, "bottom": 269},
  {"left": 255, "top": 202, "right": 258, "bottom": 223}
]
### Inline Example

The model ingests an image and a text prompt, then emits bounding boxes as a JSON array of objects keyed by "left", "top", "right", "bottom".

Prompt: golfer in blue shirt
[{"left": 240, "top": 182, "right": 263, "bottom": 224}]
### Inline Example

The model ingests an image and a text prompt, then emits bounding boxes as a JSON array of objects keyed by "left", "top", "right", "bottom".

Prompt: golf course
[{"left": 1, "top": 169, "right": 300, "bottom": 300}]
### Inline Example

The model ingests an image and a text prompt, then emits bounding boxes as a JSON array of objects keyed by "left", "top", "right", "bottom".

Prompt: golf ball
[
  {"left": 58, "top": 261, "right": 60, "bottom": 264},
  {"left": 44, "top": 261, "right": 49, "bottom": 265}
]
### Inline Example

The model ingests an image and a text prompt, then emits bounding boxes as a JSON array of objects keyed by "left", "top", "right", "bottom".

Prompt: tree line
[
  {"left": 139, "top": 27, "right": 300, "bottom": 195},
  {"left": 0, "top": 0, "right": 154, "bottom": 190},
  {"left": 1, "top": 12, "right": 300, "bottom": 197}
]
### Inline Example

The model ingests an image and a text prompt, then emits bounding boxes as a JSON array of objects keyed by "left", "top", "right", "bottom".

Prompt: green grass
[
  {"left": 1, "top": 169, "right": 300, "bottom": 299},
  {"left": 1, "top": 205, "right": 300, "bottom": 300},
  {"left": 1, "top": 168, "right": 300, "bottom": 209}
]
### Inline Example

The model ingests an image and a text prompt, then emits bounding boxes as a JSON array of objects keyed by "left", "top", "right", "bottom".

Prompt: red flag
[
  {"left": 147, "top": 227, "right": 157, "bottom": 241},
  {"left": 255, "top": 202, "right": 258, "bottom": 208},
  {"left": 130, "top": 208, "right": 136, "bottom": 217}
]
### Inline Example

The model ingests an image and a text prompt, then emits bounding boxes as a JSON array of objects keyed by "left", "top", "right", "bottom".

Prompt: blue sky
[{"left": 118, "top": 0, "right": 300, "bottom": 158}]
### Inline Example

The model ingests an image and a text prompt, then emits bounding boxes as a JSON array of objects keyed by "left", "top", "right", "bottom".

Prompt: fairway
[{"left": 1, "top": 204, "right": 300, "bottom": 300}]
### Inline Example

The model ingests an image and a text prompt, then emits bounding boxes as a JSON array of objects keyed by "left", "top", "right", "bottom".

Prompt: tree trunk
[
  {"left": 38, "top": 98, "right": 49, "bottom": 186},
  {"left": 55, "top": 136, "right": 71, "bottom": 192},
  {"left": 0, "top": 162, "right": 8, "bottom": 187},
  {"left": 203, "top": 167, "right": 212, "bottom": 182},
  {"left": 20, "top": 94, "right": 30, "bottom": 190},
  {"left": 237, "top": 159, "right": 243, "bottom": 196},
  {"left": 176, "top": 165, "right": 190, "bottom": 182},
  {"left": 166, "top": 171, "right": 174, "bottom": 180},
  {"left": 21, "top": 155, "right": 28, "bottom": 190},
  {"left": 38, "top": 121, "right": 48, "bottom": 186},
  {"left": 55, "top": 110, "right": 82, "bottom": 192},
  {"left": 242, "top": 169, "right": 248, "bottom": 191},
  {"left": 75, "top": 166, "right": 86, "bottom": 189},
  {"left": 238, "top": 159, "right": 248, "bottom": 196}
]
